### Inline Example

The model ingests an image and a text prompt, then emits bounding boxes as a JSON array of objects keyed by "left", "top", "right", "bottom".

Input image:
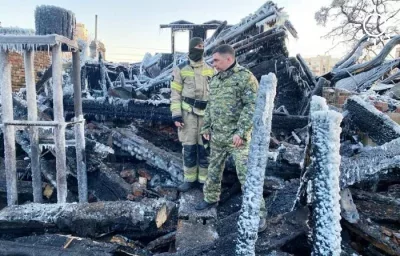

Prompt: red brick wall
[
  {"left": 322, "top": 87, "right": 355, "bottom": 109},
  {"left": 9, "top": 52, "right": 51, "bottom": 91},
  {"left": 322, "top": 87, "right": 400, "bottom": 114}
]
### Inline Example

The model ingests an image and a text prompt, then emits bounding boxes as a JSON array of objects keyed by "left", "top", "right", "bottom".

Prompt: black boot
[
  {"left": 197, "top": 182, "right": 204, "bottom": 190},
  {"left": 178, "top": 182, "right": 196, "bottom": 192},
  {"left": 258, "top": 217, "right": 268, "bottom": 233},
  {"left": 195, "top": 200, "right": 217, "bottom": 211}
]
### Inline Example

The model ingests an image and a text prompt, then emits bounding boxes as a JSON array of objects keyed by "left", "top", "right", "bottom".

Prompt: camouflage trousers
[
  {"left": 203, "top": 136, "right": 266, "bottom": 217},
  {"left": 178, "top": 111, "right": 209, "bottom": 183}
]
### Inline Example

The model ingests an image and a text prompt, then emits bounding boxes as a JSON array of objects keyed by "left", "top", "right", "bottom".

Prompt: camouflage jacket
[
  {"left": 170, "top": 59, "right": 214, "bottom": 117},
  {"left": 201, "top": 62, "right": 259, "bottom": 142}
]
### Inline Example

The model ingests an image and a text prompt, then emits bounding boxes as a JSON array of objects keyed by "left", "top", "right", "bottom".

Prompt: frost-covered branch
[{"left": 315, "top": 0, "right": 400, "bottom": 48}]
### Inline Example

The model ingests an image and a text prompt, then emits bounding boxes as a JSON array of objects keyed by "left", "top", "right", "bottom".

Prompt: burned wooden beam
[
  {"left": 205, "top": 20, "right": 227, "bottom": 45},
  {"left": 146, "top": 231, "right": 176, "bottom": 251},
  {"left": 12, "top": 234, "right": 153, "bottom": 256},
  {"left": 235, "top": 30, "right": 287, "bottom": 56},
  {"left": 112, "top": 127, "right": 183, "bottom": 183},
  {"left": 296, "top": 54, "right": 317, "bottom": 87},
  {"left": 158, "top": 207, "right": 309, "bottom": 256},
  {"left": 300, "top": 77, "right": 330, "bottom": 115},
  {"left": 339, "top": 137, "right": 400, "bottom": 188},
  {"left": 333, "top": 35, "right": 369, "bottom": 70},
  {"left": 343, "top": 213, "right": 400, "bottom": 256},
  {"left": 0, "top": 199, "right": 175, "bottom": 237},
  {"left": 64, "top": 97, "right": 172, "bottom": 123},
  {"left": 351, "top": 189, "right": 400, "bottom": 223},
  {"left": 0, "top": 240, "right": 111, "bottom": 256},
  {"left": 332, "top": 35, "right": 400, "bottom": 82},
  {"left": 265, "top": 179, "right": 299, "bottom": 218},
  {"left": 204, "top": 2, "right": 278, "bottom": 56},
  {"left": 335, "top": 60, "right": 400, "bottom": 92},
  {"left": 271, "top": 114, "right": 309, "bottom": 135},
  {"left": 225, "top": 142, "right": 305, "bottom": 182},
  {"left": 344, "top": 96, "right": 400, "bottom": 145}
]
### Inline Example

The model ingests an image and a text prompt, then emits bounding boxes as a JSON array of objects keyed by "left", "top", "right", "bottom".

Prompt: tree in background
[{"left": 315, "top": 0, "right": 400, "bottom": 49}]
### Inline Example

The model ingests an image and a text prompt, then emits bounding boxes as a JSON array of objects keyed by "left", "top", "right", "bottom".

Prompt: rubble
[{"left": 0, "top": 0, "right": 399, "bottom": 255}]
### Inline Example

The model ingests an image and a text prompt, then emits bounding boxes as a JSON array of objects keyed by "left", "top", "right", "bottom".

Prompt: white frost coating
[
  {"left": 99, "top": 54, "right": 108, "bottom": 96},
  {"left": 310, "top": 110, "right": 343, "bottom": 256},
  {"left": 236, "top": 73, "right": 277, "bottom": 256},
  {"left": 205, "top": 1, "right": 278, "bottom": 53},
  {"left": 77, "top": 39, "right": 88, "bottom": 67},
  {"left": 160, "top": 88, "right": 171, "bottom": 94},
  {"left": 350, "top": 96, "right": 400, "bottom": 134},
  {"left": 267, "top": 151, "right": 279, "bottom": 161},
  {"left": 335, "top": 60, "right": 400, "bottom": 92},
  {"left": 94, "top": 142, "right": 114, "bottom": 155},
  {"left": 340, "top": 137, "right": 400, "bottom": 188},
  {"left": 112, "top": 128, "right": 183, "bottom": 183},
  {"left": 0, "top": 49, "right": 18, "bottom": 206},
  {"left": 52, "top": 44, "right": 68, "bottom": 203},
  {"left": 255, "top": 14, "right": 277, "bottom": 28},
  {"left": 24, "top": 49, "right": 42, "bottom": 203},
  {"left": 334, "top": 40, "right": 373, "bottom": 71},
  {"left": 310, "top": 96, "right": 328, "bottom": 113},
  {"left": 359, "top": 90, "right": 400, "bottom": 108},
  {"left": 293, "top": 95, "right": 330, "bottom": 210},
  {"left": 0, "top": 27, "right": 35, "bottom": 36},
  {"left": 0, "top": 199, "right": 171, "bottom": 227}
]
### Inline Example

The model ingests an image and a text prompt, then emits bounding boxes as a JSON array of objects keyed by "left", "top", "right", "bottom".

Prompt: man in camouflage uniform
[
  {"left": 195, "top": 44, "right": 267, "bottom": 233},
  {"left": 170, "top": 37, "right": 215, "bottom": 192}
]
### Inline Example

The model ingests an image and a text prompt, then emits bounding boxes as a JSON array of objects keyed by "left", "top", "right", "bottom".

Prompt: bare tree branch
[{"left": 316, "top": 0, "right": 400, "bottom": 49}]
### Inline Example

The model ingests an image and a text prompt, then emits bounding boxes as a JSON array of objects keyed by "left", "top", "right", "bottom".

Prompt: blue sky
[{"left": 0, "top": 0, "right": 347, "bottom": 62}]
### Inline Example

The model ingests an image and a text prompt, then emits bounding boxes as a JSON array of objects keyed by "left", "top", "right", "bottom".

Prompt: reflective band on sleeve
[{"left": 171, "top": 81, "right": 183, "bottom": 92}]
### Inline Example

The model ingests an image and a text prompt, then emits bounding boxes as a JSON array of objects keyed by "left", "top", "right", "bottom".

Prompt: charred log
[
  {"left": 332, "top": 35, "right": 400, "bottom": 82},
  {"left": 64, "top": 97, "right": 172, "bottom": 123},
  {"left": 0, "top": 199, "right": 175, "bottom": 237},
  {"left": 340, "top": 137, "right": 400, "bottom": 188},
  {"left": 158, "top": 207, "right": 309, "bottom": 256},
  {"left": 343, "top": 213, "right": 400, "bottom": 256},
  {"left": 344, "top": 96, "right": 400, "bottom": 145},
  {"left": 351, "top": 189, "right": 400, "bottom": 223},
  {"left": 112, "top": 127, "right": 183, "bottom": 183}
]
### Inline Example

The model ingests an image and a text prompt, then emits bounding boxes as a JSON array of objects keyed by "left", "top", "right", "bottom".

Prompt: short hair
[{"left": 212, "top": 44, "right": 235, "bottom": 57}]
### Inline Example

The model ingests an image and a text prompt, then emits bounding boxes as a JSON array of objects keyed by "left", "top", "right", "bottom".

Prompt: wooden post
[
  {"left": 0, "top": 49, "right": 17, "bottom": 206},
  {"left": 236, "top": 73, "right": 277, "bottom": 256},
  {"left": 24, "top": 49, "right": 42, "bottom": 203},
  {"left": 171, "top": 29, "right": 175, "bottom": 54},
  {"left": 72, "top": 51, "right": 87, "bottom": 203},
  {"left": 52, "top": 43, "right": 67, "bottom": 203},
  {"left": 310, "top": 106, "right": 343, "bottom": 256}
]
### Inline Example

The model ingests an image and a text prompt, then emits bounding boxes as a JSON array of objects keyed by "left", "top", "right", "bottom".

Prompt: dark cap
[{"left": 189, "top": 37, "right": 204, "bottom": 50}]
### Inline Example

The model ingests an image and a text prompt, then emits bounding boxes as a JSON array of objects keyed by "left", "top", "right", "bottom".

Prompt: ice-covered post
[
  {"left": 73, "top": 51, "right": 87, "bottom": 203},
  {"left": 310, "top": 98, "right": 342, "bottom": 256},
  {"left": 24, "top": 49, "right": 42, "bottom": 203},
  {"left": 303, "top": 96, "right": 329, "bottom": 205},
  {"left": 98, "top": 52, "right": 107, "bottom": 96},
  {"left": 0, "top": 49, "right": 17, "bottom": 206},
  {"left": 52, "top": 43, "right": 68, "bottom": 203},
  {"left": 236, "top": 73, "right": 277, "bottom": 256}
]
